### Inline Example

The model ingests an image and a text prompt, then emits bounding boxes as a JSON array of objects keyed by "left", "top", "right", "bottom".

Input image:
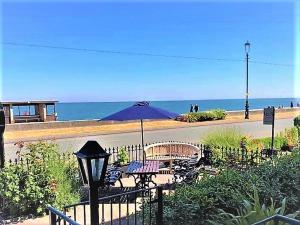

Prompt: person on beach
[
  {"left": 190, "top": 104, "right": 194, "bottom": 113},
  {"left": 194, "top": 104, "right": 199, "bottom": 112},
  {"left": 291, "top": 101, "right": 293, "bottom": 108}
]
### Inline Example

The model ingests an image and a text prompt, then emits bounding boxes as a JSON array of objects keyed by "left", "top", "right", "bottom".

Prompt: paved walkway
[{"left": 4, "top": 118, "right": 294, "bottom": 160}]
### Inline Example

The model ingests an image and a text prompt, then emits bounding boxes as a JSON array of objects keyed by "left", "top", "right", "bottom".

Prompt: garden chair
[{"left": 105, "top": 165, "right": 124, "bottom": 188}]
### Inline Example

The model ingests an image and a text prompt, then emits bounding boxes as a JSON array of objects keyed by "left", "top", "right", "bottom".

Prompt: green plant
[
  {"left": 280, "top": 127, "right": 299, "bottom": 146},
  {"left": 0, "top": 159, "right": 55, "bottom": 216},
  {"left": 117, "top": 146, "right": 129, "bottom": 165},
  {"left": 154, "top": 150, "right": 300, "bottom": 225},
  {"left": 294, "top": 115, "right": 300, "bottom": 127},
  {"left": 211, "top": 109, "right": 227, "bottom": 120},
  {"left": 0, "top": 141, "right": 81, "bottom": 218},
  {"left": 185, "top": 109, "right": 226, "bottom": 122},
  {"left": 202, "top": 128, "right": 243, "bottom": 149},
  {"left": 294, "top": 115, "right": 300, "bottom": 146},
  {"left": 210, "top": 190, "right": 299, "bottom": 225}
]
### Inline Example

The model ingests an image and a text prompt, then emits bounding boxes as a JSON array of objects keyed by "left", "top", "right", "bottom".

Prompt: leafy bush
[
  {"left": 294, "top": 115, "right": 300, "bottom": 127},
  {"left": 210, "top": 109, "right": 227, "bottom": 120},
  {"left": 210, "top": 190, "right": 299, "bottom": 225},
  {"left": 116, "top": 146, "right": 129, "bottom": 166},
  {"left": 156, "top": 150, "right": 300, "bottom": 225},
  {"left": 0, "top": 141, "right": 81, "bottom": 218},
  {"left": 183, "top": 109, "right": 227, "bottom": 122},
  {"left": 280, "top": 127, "right": 299, "bottom": 146},
  {"left": 0, "top": 161, "right": 55, "bottom": 216}
]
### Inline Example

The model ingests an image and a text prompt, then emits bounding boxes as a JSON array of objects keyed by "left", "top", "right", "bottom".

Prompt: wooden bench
[
  {"left": 145, "top": 142, "right": 200, "bottom": 160},
  {"left": 144, "top": 142, "right": 200, "bottom": 173},
  {"left": 14, "top": 115, "right": 42, "bottom": 123}
]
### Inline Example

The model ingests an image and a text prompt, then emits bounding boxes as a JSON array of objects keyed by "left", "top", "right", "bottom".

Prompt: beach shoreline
[{"left": 4, "top": 107, "right": 300, "bottom": 144}]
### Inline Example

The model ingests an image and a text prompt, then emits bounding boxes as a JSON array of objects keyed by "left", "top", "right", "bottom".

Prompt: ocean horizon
[{"left": 55, "top": 97, "right": 300, "bottom": 121}]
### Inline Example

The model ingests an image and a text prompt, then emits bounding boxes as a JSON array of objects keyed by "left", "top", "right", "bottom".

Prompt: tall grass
[{"left": 202, "top": 128, "right": 243, "bottom": 148}]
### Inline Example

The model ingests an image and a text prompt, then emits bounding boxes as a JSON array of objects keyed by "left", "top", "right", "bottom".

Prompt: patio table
[{"left": 126, "top": 160, "right": 160, "bottom": 188}]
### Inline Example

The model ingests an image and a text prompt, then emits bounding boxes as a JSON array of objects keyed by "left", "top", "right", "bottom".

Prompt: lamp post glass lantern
[
  {"left": 75, "top": 141, "right": 110, "bottom": 187},
  {"left": 245, "top": 41, "right": 250, "bottom": 119},
  {"left": 74, "top": 141, "right": 111, "bottom": 225}
]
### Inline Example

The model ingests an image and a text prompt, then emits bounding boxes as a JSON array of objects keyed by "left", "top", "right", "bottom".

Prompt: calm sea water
[{"left": 55, "top": 98, "right": 300, "bottom": 121}]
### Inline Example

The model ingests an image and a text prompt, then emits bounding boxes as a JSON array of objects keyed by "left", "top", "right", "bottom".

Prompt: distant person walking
[
  {"left": 190, "top": 104, "right": 194, "bottom": 113},
  {"left": 291, "top": 101, "right": 294, "bottom": 108},
  {"left": 194, "top": 104, "right": 199, "bottom": 112}
]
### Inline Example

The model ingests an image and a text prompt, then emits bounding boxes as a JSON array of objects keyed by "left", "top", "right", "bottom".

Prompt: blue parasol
[{"left": 101, "top": 101, "right": 179, "bottom": 164}]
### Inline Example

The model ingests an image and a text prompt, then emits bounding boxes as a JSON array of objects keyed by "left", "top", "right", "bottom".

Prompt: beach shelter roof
[{"left": 101, "top": 101, "right": 179, "bottom": 164}]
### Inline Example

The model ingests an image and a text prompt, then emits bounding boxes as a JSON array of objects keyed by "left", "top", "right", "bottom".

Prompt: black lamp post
[
  {"left": 74, "top": 141, "right": 111, "bottom": 225},
  {"left": 244, "top": 41, "right": 251, "bottom": 119},
  {"left": 0, "top": 104, "right": 5, "bottom": 168}
]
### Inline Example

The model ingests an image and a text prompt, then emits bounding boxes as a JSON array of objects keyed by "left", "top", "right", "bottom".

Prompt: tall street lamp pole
[
  {"left": 245, "top": 41, "right": 251, "bottom": 119},
  {"left": 0, "top": 104, "right": 5, "bottom": 168}
]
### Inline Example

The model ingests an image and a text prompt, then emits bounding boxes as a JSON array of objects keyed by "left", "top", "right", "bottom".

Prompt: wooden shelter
[{"left": 0, "top": 100, "right": 58, "bottom": 124}]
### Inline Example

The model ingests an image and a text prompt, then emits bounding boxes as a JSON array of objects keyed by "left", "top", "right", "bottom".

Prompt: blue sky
[{"left": 0, "top": 1, "right": 298, "bottom": 102}]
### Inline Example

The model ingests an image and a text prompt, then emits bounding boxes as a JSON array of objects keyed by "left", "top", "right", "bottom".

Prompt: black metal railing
[
  {"left": 63, "top": 186, "right": 164, "bottom": 225},
  {"left": 47, "top": 205, "right": 80, "bottom": 225},
  {"left": 5, "top": 141, "right": 289, "bottom": 168},
  {"left": 252, "top": 214, "right": 300, "bottom": 225}
]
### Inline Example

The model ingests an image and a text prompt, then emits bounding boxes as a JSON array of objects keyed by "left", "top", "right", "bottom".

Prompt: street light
[
  {"left": 244, "top": 41, "right": 251, "bottom": 119},
  {"left": 74, "top": 141, "right": 111, "bottom": 225},
  {"left": 0, "top": 104, "right": 5, "bottom": 168}
]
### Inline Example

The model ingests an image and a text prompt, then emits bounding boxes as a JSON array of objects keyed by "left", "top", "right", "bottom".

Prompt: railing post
[
  {"left": 49, "top": 210, "right": 57, "bottom": 225},
  {"left": 90, "top": 186, "right": 99, "bottom": 225},
  {"left": 156, "top": 186, "right": 163, "bottom": 225}
]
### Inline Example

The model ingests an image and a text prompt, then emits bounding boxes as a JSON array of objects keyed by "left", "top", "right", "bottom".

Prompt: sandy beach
[{"left": 4, "top": 108, "right": 300, "bottom": 143}]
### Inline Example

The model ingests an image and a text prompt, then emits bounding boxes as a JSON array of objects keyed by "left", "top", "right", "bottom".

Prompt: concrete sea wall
[{"left": 5, "top": 107, "right": 300, "bottom": 132}]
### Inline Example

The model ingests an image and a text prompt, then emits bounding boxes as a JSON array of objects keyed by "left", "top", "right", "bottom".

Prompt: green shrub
[
  {"left": 210, "top": 109, "right": 227, "bottom": 120},
  {"left": 280, "top": 127, "right": 299, "bottom": 146},
  {"left": 117, "top": 146, "right": 129, "bottom": 166},
  {"left": 185, "top": 109, "right": 226, "bottom": 122},
  {"left": 0, "top": 141, "right": 81, "bottom": 217},
  {"left": 210, "top": 190, "right": 299, "bottom": 225},
  {"left": 155, "top": 150, "right": 300, "bottom": 225},
  {"left": 0, "top": 162, "right": 55, "bottom": 216},
  {"left": 294, "top": 115, "right": 300, "bottom": 127}
]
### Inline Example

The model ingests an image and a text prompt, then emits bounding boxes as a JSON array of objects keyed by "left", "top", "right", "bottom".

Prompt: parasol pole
[{"left": 140, "top": 119, "right": 145, "bottom": 165}]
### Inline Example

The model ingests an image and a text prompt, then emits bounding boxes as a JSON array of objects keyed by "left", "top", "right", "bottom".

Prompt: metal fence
[
  {"left": 252, "top": 214, "right": 300, "bottom": 225},
  {"left": 5, "top": 141, "right": 290, "bottom": 168},
  {"left": 48, "top": 205, "right": 80, "bottom": 225},
  {"left": 62, "top": 186, "right": 164, "bottom": 225}
]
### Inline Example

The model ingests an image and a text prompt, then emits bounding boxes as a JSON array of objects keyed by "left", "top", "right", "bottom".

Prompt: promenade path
[{"left": 4, "top": 118, "right": 294, "bottom": 160}]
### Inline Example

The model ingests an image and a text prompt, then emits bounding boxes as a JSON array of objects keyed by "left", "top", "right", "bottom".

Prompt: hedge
[
  {"left": 294, "top": 115, "right": 300, "bottom": 127},
  {"left": 181, "top": 109, "right": 227, "bottom": 122}
]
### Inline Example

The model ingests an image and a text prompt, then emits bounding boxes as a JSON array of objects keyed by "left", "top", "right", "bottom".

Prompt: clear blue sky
[{"left": 0, "top": 1, "right": 298, "bottom": 102}]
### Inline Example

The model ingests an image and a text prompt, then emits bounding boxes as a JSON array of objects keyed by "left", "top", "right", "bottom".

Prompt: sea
[{"left": 55, "top": 98, "right": 300, "bottom": 121}]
